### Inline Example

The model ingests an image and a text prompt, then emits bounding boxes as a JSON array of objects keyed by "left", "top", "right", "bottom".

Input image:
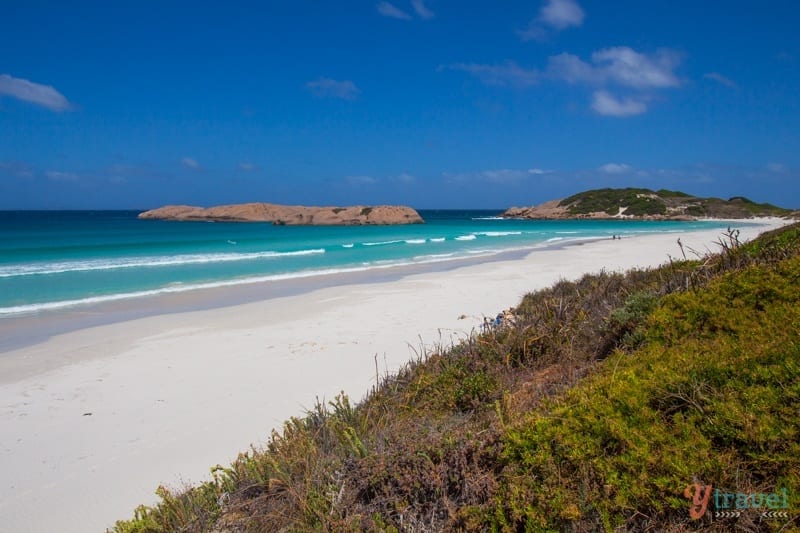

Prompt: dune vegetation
[
  {"left": 113, "top": 224, "right": 800, "bottom": 532},
  {"left": 557, "top": 188, "right": 792, "bottom": 218}
]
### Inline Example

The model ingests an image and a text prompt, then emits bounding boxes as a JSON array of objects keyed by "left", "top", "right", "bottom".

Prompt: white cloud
[
  {"left": 598, "top": 163, "right": 633, "bottom": 174},
  {"left": 0, "top": 73, "right": 72, "bottom": 111},
  {"left": 411, "top": 0, "right": 434, "bottom": 19},
  {"left": 440, "top": 61, "right": 539, "bottom": 87},
  {"left": 483, "top": 169, "right": 529, "bottom": 182},
  {"left": 0, "top": 160, "right": 34, "bottom": 178},
  {"left": 376, "top": 1, "right": 412, "bottom": 20},
  {"left": 547, "top": 53, "right": 595, "bottom": 84},
  {"left": 540, "top": 0, "right": 585, "bottom": 29},
  {"left": 594, "top": 47, "right": 681, "bottom": 89},
  {"left": 393, "top": 172, "right": 417, "bottom": 184},
  {"left": 591, "top": 91, "right": 647, "bottom": 117},
  {"left": 546, "top": 47, "right": 681, "bottom": 117},
  {"left": 238, "top": 162, "right": 257, "bottom": 171},
  {"left": 549, "top": 47, "right": 682, "bottom": 89},
  {"left": 306, "top": 78, "right": 361, "bottom": 100},
  {"left": 447, "top": 46, "right": 680, "bottom": 117},
  {"left": 528, "top": 168, "right": 549, "bottom": 175},
  {"left": 703, "top": 72, "right": 737, "bottom": 88},
  {"left": 767, "top": 163, "right": 786, "bottom": 173},
  {"left": 447, "top": 47, "right": 680, "bottom": 95},
  {"left": 446, "top": 168, "right": 542, "bottom": 185},
  {"left": 181, "top": 157, "right": 201, "bottom": 169},
  {"left": 45, "top": 170, "right": 80, "bottom": 182},
  {"left": 345, "top": 175, "right": 379, "bottom": 185},
  {"left": 520, "top": 0, "right": 584, "bottom": 41}
]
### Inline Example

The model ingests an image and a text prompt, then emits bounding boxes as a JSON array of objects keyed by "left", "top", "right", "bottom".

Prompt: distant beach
[{"left": 0, "top": 217, "right": 788, "bottom": 532}]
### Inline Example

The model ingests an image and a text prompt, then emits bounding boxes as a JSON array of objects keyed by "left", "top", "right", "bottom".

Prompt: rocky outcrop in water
[{"left": 138, "top": 203, "right": 424, "bottom": 225}]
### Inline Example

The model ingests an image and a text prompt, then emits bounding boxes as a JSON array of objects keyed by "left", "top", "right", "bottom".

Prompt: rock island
[{"left": 138, "top": 203, "right": 424, "bottom": 225}]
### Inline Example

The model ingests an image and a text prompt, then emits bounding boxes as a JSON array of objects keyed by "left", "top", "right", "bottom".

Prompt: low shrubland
[{"left": 114, "top": 224, "right": 800, "bottom": 532}]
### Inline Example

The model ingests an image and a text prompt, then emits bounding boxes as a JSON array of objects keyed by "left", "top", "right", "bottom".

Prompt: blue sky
[{"left": 1, "top": 1, "right": 798, "bottom": 209}]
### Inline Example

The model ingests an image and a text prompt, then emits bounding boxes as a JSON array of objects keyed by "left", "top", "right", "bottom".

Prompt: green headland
[{"left": 504, "top": 187, "right": 795, "bottom": 220}]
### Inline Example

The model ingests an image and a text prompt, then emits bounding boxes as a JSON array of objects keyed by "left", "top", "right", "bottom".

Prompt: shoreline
[
  {"left": 0, "top": 219, "right": 788, "bottom": 533},
  {"left": 0, "top": 232, "right": 626, "bottom": 358},
  {"left": 0, "top": 239, "right": 567, "bottom": 358},
  {"left": 0, "top": 217, "right": 781, "bottom": 356}
]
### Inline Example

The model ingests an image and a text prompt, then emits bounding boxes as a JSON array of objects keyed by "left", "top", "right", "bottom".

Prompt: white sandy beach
[{"left": 0, "top": 219, "right": 789, "bottom": 533}]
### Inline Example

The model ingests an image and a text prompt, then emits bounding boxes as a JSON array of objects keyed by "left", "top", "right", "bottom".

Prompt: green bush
[{"left": 492, "top": 256, "right": 800, "bottom": 530}]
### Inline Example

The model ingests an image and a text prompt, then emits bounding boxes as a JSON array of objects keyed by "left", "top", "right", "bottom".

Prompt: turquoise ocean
[{"left": 0, "top": 210, "right": 742, "bottom": 317}]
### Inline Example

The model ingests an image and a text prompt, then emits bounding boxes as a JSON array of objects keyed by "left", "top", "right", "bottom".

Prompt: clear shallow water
[{"left": 0, "top": 210, "right": 738, "bottom": 316}]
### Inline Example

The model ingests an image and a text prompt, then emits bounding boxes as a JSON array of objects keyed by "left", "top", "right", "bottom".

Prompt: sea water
[{"left": 0, "top": 210, "right": 740, "bottom": 316}]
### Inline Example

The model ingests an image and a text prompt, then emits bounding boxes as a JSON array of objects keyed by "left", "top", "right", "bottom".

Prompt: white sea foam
[
  {"left": 405, "top": 239, "right": 426, "bottom": 244},
  {"left": 430, "top": 237, "right": 446, "bottom": 242},
  {"left": 342, "top": 243, "right": 354, "bottom": 248},
  {"left": 0, "top": 235, "right": 614, "bottom": 317},
  {"left": 362, "top": 239, "right": 404, "bottom": 246},
  {"left": 474, "top": 231, "right": 522, "bottom": 237},
  {"left": 412, "top": 253, "right": 455, "bottom": 261},
  {"left": 455, "top": 235, "right": 477, "bottom": 241},
  {"left": 0, "top": 248, "right": 326, "bottom": 278},
  {"left": 0, "top": 252, "right": 495, "bottom": 316}
]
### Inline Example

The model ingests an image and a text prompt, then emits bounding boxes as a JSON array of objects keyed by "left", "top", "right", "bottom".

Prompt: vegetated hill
[
  {"left": 503, "top": 187, "right": 794, "bottom": 220},
  {"left": 138, "top": 203, "right": 424, "bottom": 225},
  {"left": 113, "top": 224, "right": 800, "bottom": 532}
]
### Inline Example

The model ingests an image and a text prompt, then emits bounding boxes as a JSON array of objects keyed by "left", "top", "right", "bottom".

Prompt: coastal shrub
[
  {"left": 656, "top": 189, "right": 693, "bottom": 198},
  {"left": 491, "top": 256, "right": 800, "bottom": 530},
  {"left": 559, "top": 187, "right": 666, "bottom": 216},
  {"left": 685, "top": 204, "right": 706, "bottom": 217},
  {"left": 606, "top": 290, "right": 658, "bottom": 350},
  {"left": 111, "top": 223, "right": 800, "bottom": 533},
  {"left": 739, "top": 222, "right": 800, "bottom": 261},
  {"left": 624, "top": 195, "right": 667, "bottom": 216},
  {"left": 112, "top": 483, "right": 221, "bottom": 533}
]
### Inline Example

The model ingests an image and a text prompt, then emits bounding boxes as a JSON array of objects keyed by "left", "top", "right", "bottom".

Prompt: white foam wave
[
  {"left": 362, "top": 239, "right": 404, "bottom": 247},
  {"left": 342, "top": 243, "right": 354, "bottom": 248},
  {"left": 405, "top": 239, "right": 426, "bottom": 244},
  {"left": 430, "top": 237, "right": 446, "bottom": 242},
  {"left": 0, "top": 248, "right": 326, "bottom": 278},
  {"left": 0, "top": 251, "right": 497, "bottom": 316},
  {"left": 412, "top": 253, "right": 455, "bottom": 261},
  {"left": 455, "top": 235, "right": 477, "bottom": 241},
  {"left": 474, "top": 231, "right": 522, "bottom": 237}
]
